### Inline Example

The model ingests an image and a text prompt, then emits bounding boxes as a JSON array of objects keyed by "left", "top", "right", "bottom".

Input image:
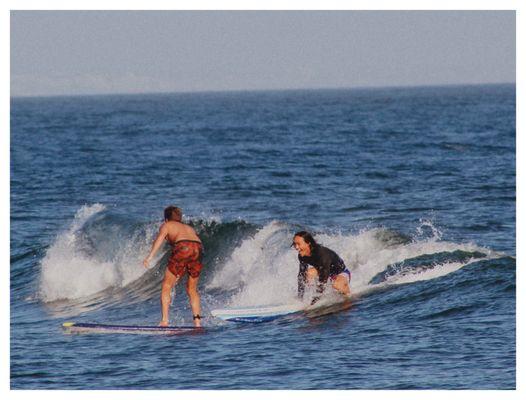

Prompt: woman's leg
[{"left": 332, "top": 274, "right": 351, "bottom": 297}]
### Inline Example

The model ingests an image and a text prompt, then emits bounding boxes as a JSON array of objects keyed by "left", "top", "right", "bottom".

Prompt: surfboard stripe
[{"left": 62, "top": 322, "right": 204, "bottom": 335}]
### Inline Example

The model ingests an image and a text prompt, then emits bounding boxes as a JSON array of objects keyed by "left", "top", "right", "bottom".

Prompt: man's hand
[{"left": 143, "top": 257, "right": 151, "bottom": 268}]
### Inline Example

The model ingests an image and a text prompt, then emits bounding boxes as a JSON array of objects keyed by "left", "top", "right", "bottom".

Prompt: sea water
[{"left": 10, "top": 84, "right": 515, "bottom": 389}]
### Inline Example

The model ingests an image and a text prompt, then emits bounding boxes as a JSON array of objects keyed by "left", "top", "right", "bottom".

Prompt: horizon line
[{"left": 10, "top": 81, "right": 516, "bottom": 100}]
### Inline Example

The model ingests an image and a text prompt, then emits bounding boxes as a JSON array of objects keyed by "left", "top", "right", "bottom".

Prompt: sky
[{"left": 10, "top": 10, "right": 515, "bottom": 97}]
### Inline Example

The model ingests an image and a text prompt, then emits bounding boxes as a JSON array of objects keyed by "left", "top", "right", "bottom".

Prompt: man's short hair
[{"left": 164, "top": 206, "right": 182, "bottom": 222}]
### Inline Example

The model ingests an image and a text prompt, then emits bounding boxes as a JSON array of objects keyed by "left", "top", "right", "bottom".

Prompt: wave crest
[{"left": 38, "top": 205, "right": 498, "bottom": 316}]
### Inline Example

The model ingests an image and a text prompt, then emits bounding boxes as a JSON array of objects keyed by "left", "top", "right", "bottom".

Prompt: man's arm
[{"left": 143, "top": 224, "right": 169, "bottom": 268}]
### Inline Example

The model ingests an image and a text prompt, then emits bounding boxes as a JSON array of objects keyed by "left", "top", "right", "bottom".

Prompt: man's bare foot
[
  {"left": 159, "top": 320, "right": 169, "bottom": 327},
  {"left": 193, "top": 314, "right": 201, "bottom": 328}
]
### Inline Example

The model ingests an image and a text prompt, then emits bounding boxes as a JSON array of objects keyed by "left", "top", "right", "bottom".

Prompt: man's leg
[
  {"left": 160, "top": 269, "right": 180, "bottom": 326},
  {"left": 186, "top": 275, "right": 201, "bottom": 327}
]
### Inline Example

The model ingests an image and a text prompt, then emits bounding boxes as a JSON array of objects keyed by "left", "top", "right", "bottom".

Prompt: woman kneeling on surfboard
[
  {"left": 292, "top": 231, "right": 351, "bottom": 305},
  {"left": 143, "top": 206, "right": 204, "bottom": 327}
]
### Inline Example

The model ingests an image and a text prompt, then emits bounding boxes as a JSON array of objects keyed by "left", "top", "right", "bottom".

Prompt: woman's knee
[
  {"left": 306, "top": 268, "right": 318, "bottom": 281},
  {"left": 333, "top": 276, "right": 349, "bottom": 291}
]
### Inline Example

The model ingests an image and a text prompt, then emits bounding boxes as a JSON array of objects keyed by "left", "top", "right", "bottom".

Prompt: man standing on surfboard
[
  {"left": 143, "top": 206, "right": 204, "bottom": 327},
  {"left": 292, "top": 231, "right": 351, "bottom": 305}
]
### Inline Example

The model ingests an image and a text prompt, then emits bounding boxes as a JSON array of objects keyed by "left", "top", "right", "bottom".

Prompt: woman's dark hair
[
  {"left": 164, "top": 205, "right": 182, "bottom": 222},
  {"left": 292, "top": 231, "right": 317, "bottom": 250}
]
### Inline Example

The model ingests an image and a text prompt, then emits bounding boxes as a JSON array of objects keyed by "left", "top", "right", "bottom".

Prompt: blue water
[{"left": 10, "top": 84, "right": 515, "bottom": 389}]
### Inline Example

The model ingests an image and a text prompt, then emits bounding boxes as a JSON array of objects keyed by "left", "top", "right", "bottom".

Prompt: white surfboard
[
  {"left": 211, "top": 295, "right": 353, "bottom": 323},
  {"left": 211, "top": 303, "right": 304, "bottom": 322}
]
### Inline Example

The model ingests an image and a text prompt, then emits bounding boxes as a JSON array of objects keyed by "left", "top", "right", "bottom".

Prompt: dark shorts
[
  {"left": 167, "top": 240, "right": 204, "bottom": 279},
  {"left": 330, "top": 268, "right": 351, "bottom": 283}
]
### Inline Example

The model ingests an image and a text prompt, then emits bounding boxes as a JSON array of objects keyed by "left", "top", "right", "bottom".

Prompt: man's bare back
[{"left": 163, "top": 220, "right": 201, "bottom": 244}]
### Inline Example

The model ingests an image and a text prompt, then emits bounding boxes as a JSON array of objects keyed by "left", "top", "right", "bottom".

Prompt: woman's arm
[{"left": 297, "top": 260, "right": 308, "bottom": 299}]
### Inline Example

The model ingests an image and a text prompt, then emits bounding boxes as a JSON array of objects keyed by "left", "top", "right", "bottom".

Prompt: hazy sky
[{"left": 10, "top": 11, "right": 515, "bottom": 97}]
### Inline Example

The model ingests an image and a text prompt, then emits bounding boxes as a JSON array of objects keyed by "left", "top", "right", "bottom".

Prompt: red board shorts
[{"left": 167, "top": 240, "right": 204, "bottom": 279}]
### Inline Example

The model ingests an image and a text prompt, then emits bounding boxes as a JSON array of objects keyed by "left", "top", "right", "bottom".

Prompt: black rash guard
[{"left": 297, "top": 244, "right": 347, "bottom": 300}]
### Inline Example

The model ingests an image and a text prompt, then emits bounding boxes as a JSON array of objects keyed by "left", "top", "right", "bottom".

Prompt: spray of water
[
  {"left": 39, "top": 205, "right": 494, "bottom": 313},
  {"left": 39, "top": 204, "right": 156, "bottom": 302},
  {"left": 206, "top": 221, "right": 492, "bottom": 308}
]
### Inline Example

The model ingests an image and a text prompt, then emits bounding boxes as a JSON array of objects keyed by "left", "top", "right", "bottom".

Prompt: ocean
[{"left": 10, "top": 84, "right": 515, "bottom": 389}]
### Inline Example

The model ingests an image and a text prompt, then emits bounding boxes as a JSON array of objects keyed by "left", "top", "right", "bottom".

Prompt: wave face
[{"left": 40, "top": 204, "right": 150, "bottom": 302}]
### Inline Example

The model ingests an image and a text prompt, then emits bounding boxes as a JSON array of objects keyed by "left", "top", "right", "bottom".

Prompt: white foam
[
  {"left": 206, "top": 221, "right": 491, "bottom": 308},
  {"left": 39, "top": 204, "right": 155, "bottom": 302},
  {"left": 206, "top": 221, "right": 298, "bottom": 306},
  {"left": 384, "top": 261, "right": 465, "bottom": 286}
]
